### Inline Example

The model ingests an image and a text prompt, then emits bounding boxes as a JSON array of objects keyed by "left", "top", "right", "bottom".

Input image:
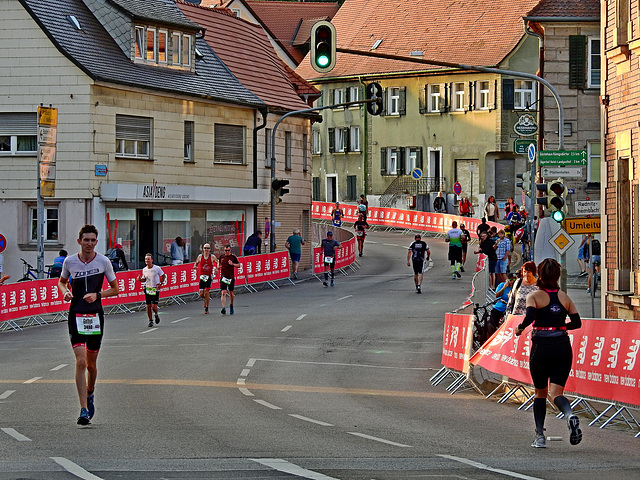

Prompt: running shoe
[
  {"left": 77, "top": 408, "right": 91, "bottom": 426},
  {"left": 460, "top": 266, "right": 465, "bottom": 272},
  {"left": 579, "top": 271, "right": 588, "bottom": 277},
  {"left": 323, "top": 281, "right": 328, "bottom": 287},
  {"left": 330, "top": 280, "right": 334, "bottom": 287},
  {"left": 586, "top": 288, "right": 591, "bottom": 293},
  {"left": 204, "top": 307, "right": 209, "bottom": 314},
  {"left": 230, "top": 305, "right": 234, "bottom": 315},
  {"left": 359, "top": 251, "right": 363, "bottom": 257},
  {"left": 531, "top": 432, "right": 546, "bottom": 448},
  {"left": 417, "top": 285, "right": 421, "bottom": 294},
  {"left": 568, "top": 415, "right": 582, "bottom": 445},
  {"left": 452, "top": 274, "right": 456, "bottom": 279},
  {"left": 293, "top": 272, "right": 298, "bottom": 279},
  {"left": 221, "top": 308, "right": 226, "bottom": 315},
  {"left": 155, "top": 313, "right": 160, "bottom": 324},
  {"left": 455, "top": 271, "right": 462, "bottom": 278},
  {"left": 87, "top": 394, "right": 95, "bottom": 419},
  {"left": 148, "top": 321, "right": 153, "bottom": 327}
]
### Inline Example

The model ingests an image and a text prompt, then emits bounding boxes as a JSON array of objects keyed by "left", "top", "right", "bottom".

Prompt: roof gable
[{"left": 527, "top": 0, "right": 600, "bottom": 18}]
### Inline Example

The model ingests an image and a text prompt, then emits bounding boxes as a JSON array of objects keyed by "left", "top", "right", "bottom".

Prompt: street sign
[
  {"left": 38, "top": 145, "right": 56, "bottom": 164},
  {"left": 38, "top": 125, "right": 57, "bottom": 145},
  {"left": 539, "top": 150, "right": 587, "bottom": 166},
  {"left": 37, "top": 106, "right": 58, "bottom": 127},
  {"left": 513, "top": 139, "right": 534, "bottom": 155},
  {"left": 513, "top": 114, "right": 538, "bottom": 136},
  {"left": 549, "top": 228, "right": 575, "bottom": 255},
  {"left": 39, "top": 161, "right": 56, "bottom": 181},
  {"left": 541, "top": 166, "right": 582, "bottom": 178},
  {"left": 574, "top": 200, "right": 601, "bottom": 216},
  {"left": 565, "top": 216, "right": 601, "bottom": 234},
  {"left": 95, "top": 164, "right": 108, "bottom": 176},
  {"left": 40, "top": 180, "right": 55, "bottom": 197},
  {"left": 411, "top": 167, "right": 423, "bottom": 180},
  {"left": 0, "top": 234, "right": 6, "bottom": 253},
  {"left": 453, "top": 181, "right": 462, "bottom": 195},
  {"left": 527, "top": 143, "right": 536, "bottom": 163}
]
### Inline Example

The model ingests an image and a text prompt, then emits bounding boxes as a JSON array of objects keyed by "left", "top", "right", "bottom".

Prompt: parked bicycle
[{"left": 18, "top": 258, "right": 50, "bottom": 281}]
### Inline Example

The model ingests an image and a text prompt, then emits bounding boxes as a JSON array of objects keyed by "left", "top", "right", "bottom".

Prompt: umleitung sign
[{"left": 565, "top": 216, "right": 601, "bottom": 234}]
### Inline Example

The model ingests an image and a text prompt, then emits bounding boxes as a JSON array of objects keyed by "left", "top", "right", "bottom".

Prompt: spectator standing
[
  {"left": 586, "top": 235, "right": 601, "bottom": 294},
  {"left": 358, "top": 194, "right": 369, "bottom": 219},
  {"left": 577, "top": 234, "right": 588, "bottom": 277},
  {"left": 484, "top": 196, "right": 498, "bottom": 222},
  {"left": 504, "top": 196, "right": 515, "bottom": 220},
  {"left": 218, "top": 245, "right": 240, "bottom": 315},
  {"left": 50, "top": 249, "right": 68, "bottom": 278},
  {"left": 476, "top": 217, "right": 490, "bottom": 237},
  {"left": 57, "top": 224, "right": 119, "bottom": 425},
  {"left": 516, "top": 258, "right": 582, "bottom": 449},
  {"left": 138, "top": 253, "right": 166, "bottom": 327},
  {"left": 433, "top": 191, "right": 447, "bottom": 213},
  {"left": 170, "top": 237, "right": 187, "bottom": 265},
  {"left": 243, "top": 230, "right": 262, "bottom": 256},
  {"left": 407, "top": 233, "right": 430, "bottom": 294},
  {"left": 505, "top": 261, "right": 537, "bottom": 315},
  {"left": 353, "top": 213, "right": 369, "bottom": 257},
  {"left": 475, "top": 231, "right": 498, "bottom": 289},
  {"left": 446, "top": 221, "right": 463, "bottom": 279},
  {"left": 108, "top": 243, "right": 128, "bottom": 272},
  {"left": 489, "top": 273, "right": 517, "bottom": 336},
  {"left": 194, "top": 243, "right": 218, "bottom": 313},
  {"left": 321, "top": 231, "right": 341, "bottom": 287},
  {"left": 458, "top": 197, "right": 474, "bottom": 217},
  {"left": 331, "top": 202, "right": 344, "bottom": 227},
  {"left": 494, "top": 229, "right": 512, "bottom": 284},
  {"left": 285, "top": 229, "right": 305, "bottom": 279}
]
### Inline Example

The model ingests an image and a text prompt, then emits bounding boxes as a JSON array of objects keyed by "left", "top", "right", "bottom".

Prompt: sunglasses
[{"left": 203, "top": 247, "right": 210, "bottom": 249}]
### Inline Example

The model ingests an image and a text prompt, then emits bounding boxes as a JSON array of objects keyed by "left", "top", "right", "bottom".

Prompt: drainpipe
[
  {"left": 358, "top": 76, "right": 369, "bottom": 195},
  {"left": 253, "top": 108, "right": 268, "bottom": 232}
]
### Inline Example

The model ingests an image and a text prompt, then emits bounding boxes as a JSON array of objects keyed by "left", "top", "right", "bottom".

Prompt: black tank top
[{"left": 533, "top": 289, "right": 568, "bottom": 335}]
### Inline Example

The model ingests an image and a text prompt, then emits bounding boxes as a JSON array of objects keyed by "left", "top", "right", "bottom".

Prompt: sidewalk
[{"left": 567, "top": 272, "right": 602, "bottom": 318}]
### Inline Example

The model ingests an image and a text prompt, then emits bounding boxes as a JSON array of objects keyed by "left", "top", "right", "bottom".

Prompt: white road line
[
  {"left": 438, "top": 455, "right": 543, "bottom": 480},
  {"left": 253, "top": 399, "right": 282, "bottom": 410},
  {"left": 240, "top": 369, "right": 251, "bottom": 377},
  {"left": 51, "top": 457, "right": 104, "bottom": 480},
  {"left": 23, "top": 377, "right": 41, "bottom": 384},
  {"left": 171, "top": 317, "right": 190, "bottom": 324},
  {"left": 252, "top": 458, "right": 339, "bottom": 480},
  {"left": 51, "top": 364, "right": 68, "bottom": 371},
  {"left": 238, "top": 388, "right": 254, "bottom": 396},
  {"left": 237, "top": 378, "right": 246, "bottom": 385},
  {"left": 337, "top": 295, "right": 352, "bottom": 301},
  {"left": 1, "top": 428, "right": 31, "bottom": 442},
  {"left": 382, "top": 243, "right": 399, "bottom": 246},
  {"left": 281, "top": 325, "right": 293, "bottom": 332},
  {"left": 347, "top": 432, "right": 412, "bottom": 448},
  {"left": 288, "top": 414, "right": 333, "bottom": 427},
  {"left": 0, "top": 390, "right": 16, "bottom": 400},
  {"left": 246, "top": 358, "right": 257, "bottom": 367},
  {"left": 296, "top": 314, "right": 307, "bottom": 321},
  {"left": 140, "top": 328, "right": 158, "bottom": 335}
]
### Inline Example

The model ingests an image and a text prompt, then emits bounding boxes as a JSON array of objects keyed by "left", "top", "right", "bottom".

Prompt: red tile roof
[
  {"left": 240, "top": 1, "right": 340, "bottom": 64},
  {"left": 177, "top": 1, "right": 319, "bottom": 112},
  {"left": 527, "top": 0, "right": 600, "bottom": 18},
  {"left": 296, "top": 0, "right": 542, "bottom": 80}
]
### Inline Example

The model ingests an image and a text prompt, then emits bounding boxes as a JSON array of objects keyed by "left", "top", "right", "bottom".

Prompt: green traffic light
[
  {"left": 316, "top": 55, "right": 329, "bottom": 67},
  {"left": 552, "top": 210, "right": 565, "bottom": 222}
]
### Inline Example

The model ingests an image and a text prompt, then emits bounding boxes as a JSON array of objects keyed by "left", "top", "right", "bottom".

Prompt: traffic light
[
  {"left": 310, "top": 21, "right": 336, "bottom": 73},
  {"left": 272, "top": 178, "right": 290, "bottom": 204},
  {"left": 365, "top": 82, "right": 383, "bottom": 116},
  {"left": 536, "top": 178, "right": 567, "bottom": 222},
  {"left": 516, "top": 171, "right": 531, "bottom": 197}
]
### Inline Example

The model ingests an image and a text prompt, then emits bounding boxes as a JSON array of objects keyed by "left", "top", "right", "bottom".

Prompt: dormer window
[{"left": 135, "top": 25, "right": 192, "bottom": 69}]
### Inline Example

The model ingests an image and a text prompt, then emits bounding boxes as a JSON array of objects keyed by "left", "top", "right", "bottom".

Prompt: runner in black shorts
[
  {"left": 516, "top": 258, "right": 582, "bottom": 449},
  {"left": 218, "top": 245, "right": 240, "bottom": 315},
  {"left": 407, "top": 234, "right": 430, "bottom": 294},
  {"left": 138, "top": 253, "right": 166, "bottom": 327}
]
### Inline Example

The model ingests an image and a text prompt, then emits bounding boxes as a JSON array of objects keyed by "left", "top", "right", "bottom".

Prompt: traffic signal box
[
  {"left": 516, "top": 171, "right": 531, "bottom": 197},
  {"left": 536, "top": 178, "right": 567, "bottom": 222},
  {"left": 272, "top": 178, "right": 290, "bottom": 204},
  {"left": 310, "top": 21, "right": 336, "bottom": 73},
  {"left": 365, "top": 82, "right": 383, "bottom": 116}
]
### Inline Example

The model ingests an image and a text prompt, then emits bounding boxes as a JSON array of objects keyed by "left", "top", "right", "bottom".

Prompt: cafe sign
[{"left": 513, "top": 113, "right": 538, "bottom": 136}]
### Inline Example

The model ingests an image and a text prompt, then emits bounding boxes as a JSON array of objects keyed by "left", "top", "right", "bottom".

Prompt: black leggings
[{"left": 529, "top": 337, "right": 573, "bottom": 389}]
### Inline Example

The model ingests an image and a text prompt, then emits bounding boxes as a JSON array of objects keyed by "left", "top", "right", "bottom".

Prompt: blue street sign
[
  {"left": 411, "top": 168, "right": 423, "bottom": 180},
  {"left": 527, "top": 143, "right": 536, "bottom": 163}
]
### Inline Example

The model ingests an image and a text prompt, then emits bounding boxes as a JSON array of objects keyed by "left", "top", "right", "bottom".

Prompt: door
[
  {"left": 137, "top": 209, "right": 155, "bottom": 269},
  {"left": 494, "top": 158, "right": 515, "bottom": 201},
  {"left": 326, "top": 175, "right": 337, "bottom": 202}
]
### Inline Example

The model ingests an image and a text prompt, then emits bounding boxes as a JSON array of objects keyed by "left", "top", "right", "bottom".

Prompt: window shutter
[
  {"left": 0, "top": 113, "right": 37, "bottom": 135},
  {"left": 328, "top": 127, "right": 335, "bottom": 153},
  {"left": 398, "top": 147, "right": 405, "bottom": 175},
  {"left": 419, "top": 85, "right": 427, "bottom": 114},
  {"left": 328, "top": 89, "right": 334, "bottom": 106},
  {"left": 464, "top": 82, "right": 472, "bottom": 111},
  {"left": 116, "top": 115, "right": 151, "bottom": 141},
  {"left": 502, "top": 79, "right": 515, "bottom": 110},
  {"left": 490, "top": 79, "right": 497, "bottom": 110},
  {"left": 399, "top": 86, "right": 407, "bottom": 116},
  {"left": 441, "top": 83, "right": 448, "bottom": 112},
  {"left": 380, "top": 147, "right": 387, "bottom": 175},
  {"left": 382, "top": 88, "right": 388, "bottom": 116},
  {"left": 569, "top": 35, "right": 587, "bottom": 89},
  {"left": 345, "top": 87, "right": 350, "bottom": 103},
  {"left": 214, "top": 124, "right": 244, "bottom": 164},
  {"left": 344, "top": 127, "right": 350, "bottom": 152},
  {"left": 416, "top": 147, "right": 423, "bottom": 169}
]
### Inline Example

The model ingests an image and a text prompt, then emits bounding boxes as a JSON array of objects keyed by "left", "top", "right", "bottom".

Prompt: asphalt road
[{"left": 0, "top": 229, "right": 635, "bottom": 480}]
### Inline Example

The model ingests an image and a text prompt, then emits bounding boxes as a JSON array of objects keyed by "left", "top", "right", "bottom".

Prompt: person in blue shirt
[
  {"left": 49, "top": 249, "right": 68, "bottom": 278},
  {"left": 488, "top": 273, "right": 517, "bottom": 337}
]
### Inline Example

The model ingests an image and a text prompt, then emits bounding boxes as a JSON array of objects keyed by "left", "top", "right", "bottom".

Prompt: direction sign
[
  {"left": 453, "top": 181, "right": 462, "bottom": 195},
  {"left": 37, "top": 106, "right": 58, "bottom": 127},
  {"left": 541, "top": 166, "right": 582, "bottom": 178},
  {"left": 575, "top": 201, "right": 600, "bottom": 216},
  {"left": 549, "top": 228, "right": 575, "bottom": 255},
  {"left": 565, "top": 216, "right": 601, "bottom": 234},
  {"left": 514, "top": 139, "right": 534, "bottom": 155},
  {"left": 38, "top": 145, "right": 56, "bottom": 164},
  {"left": 539, "top": 150, "right": 587, "bottom": 166},
  {"left": 38, "top": 126, "right": 57, "bottom": 145},
  {"left": 39, "top": 161, "right": 56, "bottom": 181},
  {"left": 411, "top": 167, "right": 423, "bottom": 180},
  {"left": 40, "top": 180, "right": 55, "bottom": 198}
]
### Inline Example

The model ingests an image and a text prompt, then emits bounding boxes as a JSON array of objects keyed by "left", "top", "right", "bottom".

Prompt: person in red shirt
[{"left": 193, "top": 243, "right": 218, "bottom": 314}]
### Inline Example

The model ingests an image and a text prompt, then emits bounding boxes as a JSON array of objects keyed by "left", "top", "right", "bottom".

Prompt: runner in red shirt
[{"left": 194, "top": 243, "right": 218, "bottom": 314}]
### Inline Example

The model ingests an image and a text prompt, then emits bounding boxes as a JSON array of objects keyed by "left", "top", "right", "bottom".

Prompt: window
[
  {"left": 453, "top": 83, "right": 465, "bottom": 111},
  {"left": 350, "top": 126, "right": 361, "bottom": 152},
  {"left": 184, "top": 121, "right": 194, "bottom": 162},
  {"left": 158, "top": 30, "right": 167, "bottom": 63},
  {"left": 172, "top": 33, "right": 181, "bottom": 64},
  {"left": 388, "top": 87, "right": 400, "bottom": 115},
  {"left": 380, "top": 147, "right": 399, "bottom": 175},
  {"left": 30, "top": 206, "right": 59, "bottom": 242},
  {"left": 312, "top": 129, "right": 321, "bottom": 154},
  {"left": 587, "top": 141, "right": 601, "bottom": 182},
  {"left": 312, "top": 177, "right": 320, "bottom": 201},
  {"left": 588, "top": 37, "right": 601, "bottom": 88},
  {"left": 346, "top": 175, "right": 357, "bottom": 200},
  {"left": 478, "top": 81, "right": 490, "bottom": 110},
  {"left": 406, "top": 147, "right": 422, "bottom": 173},
  {"left": 136, "top": 26, "right": 190, "bottom": 68},
  {"left": 514, "top": 80, "right": 535, "bottom": 110},
  {"left": 303, "top": 133, "right": 308, "bottom": 172},
  {"left": 285, "top": 131, "right": 292, "bottom": 170},
  {"left": 428, "top": 84, "right": 442, "bottom": 112},
  {"left": 332, "top": 88, "right": 345, "bottom": 106},
  {"left": 214, "top": 124, "right": 244, "bottom": 164},
  {"left": 265, "top": 128, "right": 272, "bottom": 167},
  {"left": 0, "top": 113, "right": 37, "bottom": 155},
  {"left": 146, "top": 28, "right": 156, "bottom": 61},
  {"left": 182, "top": 34, "right": 191, "bottom": 66},
  {"left": 570, "top": 35, "right": 601, "bottom": 89},
  {"left": 335, "top": 128, "right": 345, "bottom": 153},
  {"left": 135, "top": 26, "right": 145, "bottom": 59},
  {"left": 115, "top": 114, "right": 152, "bottom": 159},
  {"left": 348, "top": 86, "right": 360, "bottom": 106}
]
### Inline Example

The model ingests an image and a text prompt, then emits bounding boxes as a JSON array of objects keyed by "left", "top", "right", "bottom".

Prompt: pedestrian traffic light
[
  {"left": 310, "top": 21, "right": 336, "bottom": 73},
  {"left": 272, "top": 178, "right": 290, "bottom": 204},
  {"left": 365, "top": 82, "right": 383, "bottom": 116},
  {"left": 536, "top": 178, "right": 567, "bottom": 222},
  {"left": 516, "top": 171, "right": 531, "bottom": 197}
]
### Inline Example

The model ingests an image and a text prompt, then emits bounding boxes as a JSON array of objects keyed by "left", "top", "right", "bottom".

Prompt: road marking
[
  {"left": 51, "top": 364, "right": 68, "bottom": 371},
  {"left": 51, "top": 457, "right": 104, "bottom": 480},
  {"left": 253, "top": 399, "right": 282, "bottom": 410},
  {"left": 281, "top": 325, "right": 293, "bottom": 332},
  {"left": 238, "top": 388, "right": 254, "bottom": 396},
  {"left": 348, "top": 432, "right": 412, "bottom": 447},
  {"left": 337, "top": 295, "right": 352, "bottom": 301},
  {"left": 1, "top": 428, "right": 31, "bottom": 442},
  {"left": 24, "top": 377, "right": 41, "bottom": 384},
  {"left": 382, "top": 243, "right": 399, "bottom": 246},
  {"left": 140, "top": 328, "right": 158, "bottom": 335},
  {"left": 240, "top": 369, "right": 251, "bottom": 377},
  {"left": 288, "top": 414, "right": 333, "bottom": 426},
  {"left": 296, "top": 314, "right": 307, "bottom": 321},
  {"left": 171, "top": 317, "right": 190, "bottom": 324},
  {"left": 237, "top": 378, "right": 246, "bottom": 385},
  {"left": 438, "top": 455, "right": 543, "bottom": 480},
  {"left": 252, "top": 459, "right": 338, "bottom": 479},
  {"left": 0, "top": 390, "right": 16, "bottom": 400},
  {"left": 253, "top": 358, "right": 433, "bottom": 371}
]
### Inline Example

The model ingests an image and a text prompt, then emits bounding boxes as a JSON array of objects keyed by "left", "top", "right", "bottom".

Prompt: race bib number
[
  {"left": 200, "top": 275, "right": 210, "bottom": 282},
  {"left": 76, "top": 313, "right": 100, "bottom": 335},
  {"left": 145, "top": 286, "right": 157, "bottom": 295},
  {"left": 324, "top": 256, "right": 335, "bottom": 264},
  {"left": 356, "top": 231, "right": 364, "bottom": 237},
  {"left": 221, "top": 276, "right": 232, "bottom": 285}
]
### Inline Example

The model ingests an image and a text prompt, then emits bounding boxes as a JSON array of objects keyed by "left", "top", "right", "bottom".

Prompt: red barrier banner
[
  {"left": 313, "top": 237, "right": 356, "bottom": 274},
  {"left": 442, "top": 313, "right": 474, "bottom": 374},
  {"left": 470, "top": 315, "right": 640, "bottom": 406},
  {"left": 1, "top": 280, "right": 65, "bottom": 319},
  {"left": 242, "top": 251, "right": 290, "bottom": 284}
]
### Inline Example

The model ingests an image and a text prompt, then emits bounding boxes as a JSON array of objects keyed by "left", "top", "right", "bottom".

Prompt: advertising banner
[{"left": 441, "top": 313, "right": 474, "bottom": 374}]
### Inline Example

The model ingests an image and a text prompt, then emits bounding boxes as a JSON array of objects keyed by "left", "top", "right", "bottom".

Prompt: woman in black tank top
[{"left": 515, "top": 259, "right": 583, "bottom": 448}]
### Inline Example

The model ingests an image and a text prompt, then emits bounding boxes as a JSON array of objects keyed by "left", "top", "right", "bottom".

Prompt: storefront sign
[
  {"left": 137, "top": 180, "right": 195, "bottom": 200},
  {"left": 513, "top": 114, "right": 538, "bottom": 136}
]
